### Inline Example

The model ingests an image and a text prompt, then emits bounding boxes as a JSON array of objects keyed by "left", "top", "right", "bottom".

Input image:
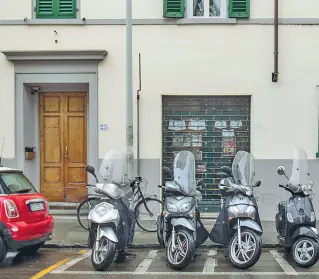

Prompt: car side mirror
[
  {"left": 221, "top": 166, "right": 232, "bottom": 176},
  {"left": 85, "top": 165, "right": 98, "bottom": 182},
  {"left": 277, "top": 166, "right": 286, "bottom": 176},
  {"left": 255, "top": 180, "right": 261, "bottom": 187}
]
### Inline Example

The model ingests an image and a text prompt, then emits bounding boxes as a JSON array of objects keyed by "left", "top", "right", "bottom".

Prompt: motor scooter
[
  {"left": 156, "top": 150, "right": 209, "bottom": 270},
  {"left": 85, "top": 150, "right": 136, "bottom": 271},
  {"left": 275, "top": 147, "right": 319, "bottom": 267},
  {"left": 210, "top": 150, "right": 263, "bottom": 269}
]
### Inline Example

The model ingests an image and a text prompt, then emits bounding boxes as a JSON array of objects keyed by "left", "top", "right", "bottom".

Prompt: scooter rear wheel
[{"left": 292, "top": 236, "right": 319, "bottom": 268}]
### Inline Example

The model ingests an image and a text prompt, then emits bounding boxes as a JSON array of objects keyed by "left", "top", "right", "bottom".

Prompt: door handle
[{"left": 65, "top": 145, "right": 68, "bottom": 158}]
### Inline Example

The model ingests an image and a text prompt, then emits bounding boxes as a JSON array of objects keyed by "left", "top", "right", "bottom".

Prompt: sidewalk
[{"left": 43, "top": 216, "right": 301, "bottom": 249}]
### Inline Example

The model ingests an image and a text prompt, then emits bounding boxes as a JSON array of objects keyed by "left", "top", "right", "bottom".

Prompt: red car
[{"left": 0, "top": 167, "right": 54, "bottom": 262}]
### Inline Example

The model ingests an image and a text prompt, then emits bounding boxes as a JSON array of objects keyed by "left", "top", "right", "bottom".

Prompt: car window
[{"left": 1, "top": 173, "right": 37, "bottom": 194}]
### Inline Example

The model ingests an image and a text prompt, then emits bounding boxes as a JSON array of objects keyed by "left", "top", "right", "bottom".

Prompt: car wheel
[{"left": 0, "top": 236, "right": 7, "bottom": 263}]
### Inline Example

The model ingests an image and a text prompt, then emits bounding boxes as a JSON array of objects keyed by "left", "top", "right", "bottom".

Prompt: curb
[{"left": 43, "top": 243, "right": 281, "bottom": 249}]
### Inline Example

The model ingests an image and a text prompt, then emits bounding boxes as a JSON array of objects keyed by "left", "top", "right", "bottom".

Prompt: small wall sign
[{"left": 100, "top": 124, "right": 108, "bottom": 131}]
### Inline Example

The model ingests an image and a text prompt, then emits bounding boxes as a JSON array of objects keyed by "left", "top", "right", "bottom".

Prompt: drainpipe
[
  {"left": 137, "top": 53, "right": 142, "bottom": 175},
  {"left": 272, "top": 0, "right": 279, "bottom": 82}
]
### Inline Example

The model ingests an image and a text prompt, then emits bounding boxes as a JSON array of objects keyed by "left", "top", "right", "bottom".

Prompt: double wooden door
[{"left": 39, "top": 92, "right": 88, "bottom": 202}]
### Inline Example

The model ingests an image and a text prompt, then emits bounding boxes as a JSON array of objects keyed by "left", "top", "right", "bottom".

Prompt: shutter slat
[
  {"left": 163, "top": 0, "right": 185, "bottom": 18},
  {"left": 58, "top": 0, "right": 76, "bottom": 18},
  {"left": 36, "top": 0, "right": 54, "bottom": 17},
  {"left": 228, "top": 0, "right": 250, "bottom": 18}
]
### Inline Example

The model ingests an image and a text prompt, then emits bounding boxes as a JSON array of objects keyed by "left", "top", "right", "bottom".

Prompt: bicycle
[{"left": 77, "top": 176, "right": 163, "bottom": 232}]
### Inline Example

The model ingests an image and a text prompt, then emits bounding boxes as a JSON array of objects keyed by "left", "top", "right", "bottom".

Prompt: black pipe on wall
[{"left": 272, "top": 0, "right": 279, "bottom": 82}]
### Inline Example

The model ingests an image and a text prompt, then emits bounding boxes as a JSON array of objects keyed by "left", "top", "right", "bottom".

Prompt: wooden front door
[{"left": 39, "top": 92, "right": 88, "bottom": 202}]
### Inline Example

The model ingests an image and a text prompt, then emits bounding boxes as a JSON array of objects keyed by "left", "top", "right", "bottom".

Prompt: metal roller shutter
[{"left": 162, "top": 95, "right": 251, "bottom": 213}]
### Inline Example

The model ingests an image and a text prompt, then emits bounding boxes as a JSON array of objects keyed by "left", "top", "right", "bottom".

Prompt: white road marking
[
  {"left": 269, "top": 250, "right": 297, "bottom": 275},
  {"left": 51, "top": 250, "right": 92, "bottom": 274},
  {"left": 134, "top": 250, "right": 158, "bottom": 274},
  {"left": 203, "top": 249, "right": 217, "bottom": 274},
  {"left": 49, "top": 271, "right": 319, "bottom": 275}
]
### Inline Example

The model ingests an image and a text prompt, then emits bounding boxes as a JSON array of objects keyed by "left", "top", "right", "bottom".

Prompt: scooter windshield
[
  {"left": 173, "top": 150, "right": 197, "bottom": 196},
  {"left": 232, "top": 151, "right": 255, "bottom": 187},
  {"left": 98, "top": 150, "right": 128, "bottom": 185},
  {"left": 288, "top": 147, "right": 310, "bottom": 193}
]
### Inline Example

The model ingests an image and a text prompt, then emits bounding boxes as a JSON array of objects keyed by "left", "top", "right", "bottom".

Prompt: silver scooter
[
  {"left": 157, "top": 150, "right": 208, "bottom": 270},
  {"left": 85, "top": 150, "right": 136, "bottom": 271},
  {"left": 210, "top": 150, "right": 263, "bottom": 269}
]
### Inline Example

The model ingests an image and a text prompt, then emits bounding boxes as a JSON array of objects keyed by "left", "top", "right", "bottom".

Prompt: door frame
[
  {"left": 14, "top": 69, "right": 99, "bottom": 193},
  {"left": 39, "top": 91, "right": 88, "bottom": 202}
]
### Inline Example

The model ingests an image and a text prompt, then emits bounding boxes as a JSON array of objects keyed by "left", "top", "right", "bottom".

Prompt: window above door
[
  {"left": 188, "top": 0, "right": 227, "bottom": 18},
  {"left": 34, "top": 0, "right": 78, "bottom": 19}
]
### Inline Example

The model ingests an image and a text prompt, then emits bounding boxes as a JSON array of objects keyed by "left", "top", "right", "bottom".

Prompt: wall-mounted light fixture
[{"left": 30, "top": 86, "right": 40, "bottom": 95}]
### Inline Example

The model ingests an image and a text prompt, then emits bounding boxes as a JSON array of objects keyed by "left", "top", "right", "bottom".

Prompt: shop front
[{"left": 162, "top": 95, "right": 251, "bottom": 213}]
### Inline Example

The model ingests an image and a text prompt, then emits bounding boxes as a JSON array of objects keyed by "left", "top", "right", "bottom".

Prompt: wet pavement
[{"left": 4, "top": 247, "right": 319, "bottom": 279}]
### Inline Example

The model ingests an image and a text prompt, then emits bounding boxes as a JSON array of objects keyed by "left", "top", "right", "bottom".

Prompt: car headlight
[
  {"left": 166, "top": 202, "right": 178, "bottom": 213},
  {"left": 95, "top": 202, "right": 112, "bottom": 217},
  {"left": 180, "top": 201, "right": 192, "bottom": 213}
]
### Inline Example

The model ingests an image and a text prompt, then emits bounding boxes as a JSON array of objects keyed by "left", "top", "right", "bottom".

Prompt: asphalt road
[{"left": 4, "top": 248, "right": 319, "bottom": 279}]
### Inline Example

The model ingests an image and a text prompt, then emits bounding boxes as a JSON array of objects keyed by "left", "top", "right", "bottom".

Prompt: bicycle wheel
[
  {"left": 77, "top": 197, "right": 99, "bottom": 230},
  {"left": 134, "top": 197, "right": 163, "bottom": 232}
]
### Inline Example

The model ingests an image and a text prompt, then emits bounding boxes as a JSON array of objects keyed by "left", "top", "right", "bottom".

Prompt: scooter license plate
[{"left": 30, "top": 202, "right": 45, "bottom": 212}]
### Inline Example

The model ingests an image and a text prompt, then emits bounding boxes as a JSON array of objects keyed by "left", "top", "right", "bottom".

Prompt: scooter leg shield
[{"left": 98, "top": 227, "right": 118, "bottom": 243}]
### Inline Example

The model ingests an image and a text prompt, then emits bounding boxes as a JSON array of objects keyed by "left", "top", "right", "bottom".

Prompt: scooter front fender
[
  {"left": 233, "top": 219, "right": 263, "bottom": 234},
  {"left": 291, "top": 226, "right": 319, "bottom": 241},
  {"left": 171, "top": 218, "right": 195, "bottom": 231},
  {"left": 97, "top": 227, "right": 118, "bottom": 243}
]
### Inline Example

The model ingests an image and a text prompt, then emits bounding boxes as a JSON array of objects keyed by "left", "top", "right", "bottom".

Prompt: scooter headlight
[
  {"left": 166, "top": 202, "right": 178, "bottom": 213},
  {"left": 95, "top": 202, "right": 113, "bottom": 217},
  {"left": 180, "top": 201, "right": 192, "bottom": 213},
  {"left": 301, "top": 184, "right": 311, "bottom": 196}
]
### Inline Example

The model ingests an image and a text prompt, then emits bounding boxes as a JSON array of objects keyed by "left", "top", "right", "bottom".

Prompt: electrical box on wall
[{"left": 25, "top": 146, "right": 36, "bottom": 160}]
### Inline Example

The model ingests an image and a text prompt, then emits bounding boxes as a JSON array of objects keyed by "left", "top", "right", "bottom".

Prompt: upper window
[
  {"left": 36, "top": 0, "right": 77, "bottom": 19},
  {"left": 187, "top": 0, "right": 227, "bottom": 18}
]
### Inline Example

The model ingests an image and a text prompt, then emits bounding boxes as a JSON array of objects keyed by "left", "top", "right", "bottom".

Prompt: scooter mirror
[
  {"left": 197, "top": 179, "right": 204, "bottom": 186},
  {"left": 255, "top": 180, "right": 261, "bottom": 187},
  {"left": 277, "top": 166, "right": 286, "bottom": 175},
  {"left": 163, "top": 166, "right": 174, "bottom": 179},
  {"left": 85, "top": 165, "right": 98, "bottom": 182},
  {"left": 221, "top": 166, "right": 232, "bottom": 176}
]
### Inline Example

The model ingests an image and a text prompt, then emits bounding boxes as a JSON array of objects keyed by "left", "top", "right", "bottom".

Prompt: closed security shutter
[
  {"left": 36, "top": 0, "right": 76, "bottom": 19},
  {"left": 162, "top": 96, "right": 251, "bottom": 213}
]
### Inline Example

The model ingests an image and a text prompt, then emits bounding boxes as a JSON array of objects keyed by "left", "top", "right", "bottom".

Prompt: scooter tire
[
  {"left": 228, "top": 228, "right": 262, "bottom": 269},
  {"left": 91, "top": 236, "right": 117, "bottom": 271},
  {"left": 292, "top": 236, "right": 319, "bottom": 268},
  {"left": 165, "top": 229, "right": 195, "bottom": 270}
]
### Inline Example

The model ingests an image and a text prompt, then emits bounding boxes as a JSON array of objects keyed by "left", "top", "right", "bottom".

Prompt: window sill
[
  {"left": 175, "top": 18, "right": 236, "bottom": 24},
  {"left": 27, "top": 19, "right": 84, "bottom": 25}
]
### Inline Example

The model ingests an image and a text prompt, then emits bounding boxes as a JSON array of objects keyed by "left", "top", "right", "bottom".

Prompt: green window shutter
[
  {"left": 36, "top": 0, "right": 54, "bottom": 18},
  {"left": 228, "top": 0, "right": 250, "bottom": 18},
  {"left": 57, "top": 0, "right": 76, "bottom": 18},
  {"left": 163, "top": 0, "right": 185, "bottom": 18},
  {"left": 36, "top": 0, "right": 76, "bottom": 19}
]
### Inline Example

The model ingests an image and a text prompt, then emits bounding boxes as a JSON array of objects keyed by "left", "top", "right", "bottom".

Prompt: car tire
[{"left": 0, "top": 236, "right": 8, "bottom": 263}]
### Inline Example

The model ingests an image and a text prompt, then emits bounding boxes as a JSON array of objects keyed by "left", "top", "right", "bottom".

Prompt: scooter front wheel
[
  {"left": 229, "top": 228, "right": 262, "bottom": 269},
  {"left": 292, "top": 236, "right": 319, "bottom": 268},
  {"left": 165, "top": 229, "right": 195, "bottom": 270},
  {"left": 91, "top": 236, "right": 116, "bottom": 271}
]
